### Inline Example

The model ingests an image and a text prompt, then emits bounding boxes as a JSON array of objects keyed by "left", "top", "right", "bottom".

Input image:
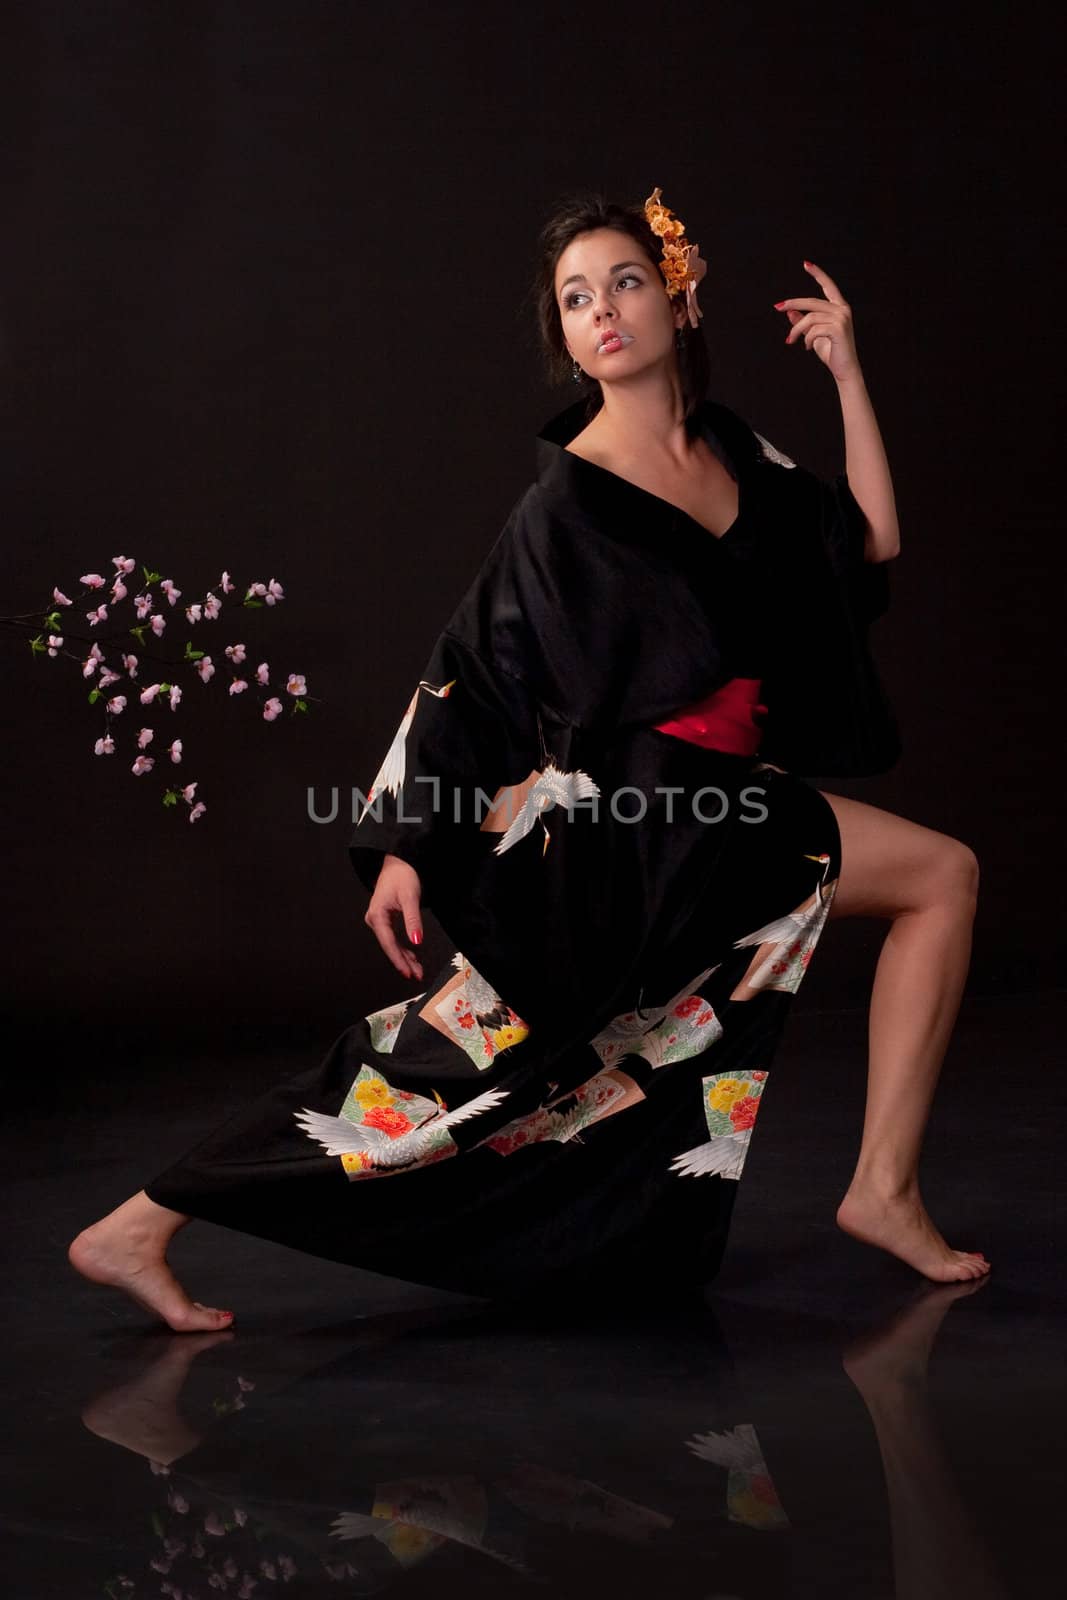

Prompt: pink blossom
[
  {"left": 98, "top": 668, "right": 121, "bottom": 688},
  {"left": 169, "top": 685, "right": 182, "bottom": 710},
  {"left": 232, "top": 1506, "right": 248, "bottom": 1524},
  {"left": 258, "top": 1562, "right": 276, "bottom": 1581},
  {"left": 245, "top": 582, "right": 267, "bottom": 599},
  {"left": 47, "top": 634, "right": 63, "bottom": 656},
  {"left": 219, "top": 570, "right": 235, "bottom": 593},
  {"left": 237, "top": 1577, "right": 256, "bottom": 1597},
  {"left": 203, "top": 1509, "right": 227, "bottom": 1537},
  {"left": 263, "top": 697, "right": 283, "bottom": 721},
  {"left": 106, "top": 695, "right": 127, "bottom": 714},
  {"left": 134, "top": 593, "right": 153, "bottom": 618},
  {"left": 112, "top": 555, "right": 136, "bottom": 574},
  {"left": 223, "top": 1559, "right": 238, "bottom": 1580},
  {"left": 80, "top": 572, "right": 105, "bottom": 588},
  {"left": 110, "top": 578, "right": 127, "bottom": 601},
  {"left": 203, "top": 591, "right": 221, "bottom": 619},
  {"left": 131, "top": 755, "right": 155, "bottom": 775},
  {"left": 86, "top": 604, "right": 108, "bottom": 626},
  {"left": 122, "top": 652, "right": 139, "bottom": 678},
  {"left": 150, "top": 613, "right": 166, "bottom": 636},
  {"left": 160, "top": 578, "right": 182, "bottom": 605},
  {"left": 224, "top": 642, "right": 246, "bottom": 664},
  {"left": 196, "top": 655, "right": 216, "bottom": 683},
  {"left": 277, "top": 1556, "right": 296, "bottom": 1579},
  {"left": 150, "top": 1557, "right": 173, "bottom": 1575},
  {"left": 94, "top": 735, "right": 115, "bottom": 755},
  {"left": 168, "top": 1487, "right": 190, "bottom": 1514},
  {"left": 168, "top": 739, "right": 182, "bottom": 762},
  {"left": 229, "top": 678, "right": 248, "bottom": 695},
  {"left": 82, "top": 657, "right": 99, "bottom": 679},
  {"left": 182, "top": 782, "right": 198, "bottom": 802},
  {"left": 185, "top": 602, "right": 203, "bottom": 623},
  {"left": 207, "top": 1572, "right": 226, "bottom": 1589},
  {"left": 140, "top": 683, "right": 163, "bottom": 704},
  {"left": 286, "top": 674, "right": 306, "bottom": 697},
  {"left": 255, "top": 662, "right": 269, "bottom": 684},
  {"left": 189, "top": 801, "right": 206, "bottom": 823},
  {"left": 264, "top": 578, "right": 284, "bottom": 605},
  {"left": 236, "top": 1378, "right": 255, "bottom": 1391},
  {"left": 137, "top": 727, "right": 154, "bottom": 749},
  {"left": 53, "top": 587, "right": 72, "bottom": 606}
]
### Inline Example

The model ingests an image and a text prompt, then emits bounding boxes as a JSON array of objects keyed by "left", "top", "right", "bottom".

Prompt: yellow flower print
[
  {"left": 492, "top": 1022, "right": 530, "bottom": 1051},
  {"left": 340, "top": 1150, "right": 375, "bottom": 1172},
  {"left": 708, "top": 1077, "right": 749, "bottom": 1113},
  {"left": 355, "top": 1076, "right": 394, "bottom": 1110}
]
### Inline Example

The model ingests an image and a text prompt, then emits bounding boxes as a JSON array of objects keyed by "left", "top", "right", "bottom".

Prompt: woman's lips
[{"left": 597, "top": 332, "right": 633, "bottom": 353}]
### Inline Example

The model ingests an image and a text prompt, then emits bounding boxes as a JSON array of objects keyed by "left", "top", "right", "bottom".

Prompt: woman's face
[{"left": 555, "top": 227, "right": 685, "bottom": 382}]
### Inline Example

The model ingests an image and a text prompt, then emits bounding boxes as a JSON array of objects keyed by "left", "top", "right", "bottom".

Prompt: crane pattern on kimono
[
  {"left": 355, "top": 677, "right": 457, "bottom": 824},
  {"left": 294, "top": 1071, "right": 510, "bottom": 1178}
]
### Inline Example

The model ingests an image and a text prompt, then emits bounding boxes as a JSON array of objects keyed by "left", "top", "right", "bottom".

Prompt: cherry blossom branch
[{"left": 8, "top": 555, "right": 317, "bottom": 825}]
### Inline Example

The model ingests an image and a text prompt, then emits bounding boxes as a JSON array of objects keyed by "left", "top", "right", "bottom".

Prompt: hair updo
[{"left": 526, "top": 187, "right": 711, "bottom": 429}]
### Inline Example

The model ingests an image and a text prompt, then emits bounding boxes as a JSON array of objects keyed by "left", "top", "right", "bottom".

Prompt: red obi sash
[{"left": 653, "top": 676, "right": 768, "bottom": 756}]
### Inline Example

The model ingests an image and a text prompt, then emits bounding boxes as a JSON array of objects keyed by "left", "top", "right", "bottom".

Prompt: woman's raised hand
[
  {"left": 774, "top": 260, "right": 861, "bottom": 382},
  {"left": 364, "top": 853, "right": 424, "bottom": 981}
]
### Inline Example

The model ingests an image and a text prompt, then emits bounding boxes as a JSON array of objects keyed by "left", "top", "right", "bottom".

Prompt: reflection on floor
[{"left": 6, "top": 992, "right": 1060, "bottom": 1597}]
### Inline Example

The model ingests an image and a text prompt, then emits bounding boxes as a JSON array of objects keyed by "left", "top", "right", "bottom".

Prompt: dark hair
[{"left": 526, "top": 188, "right": 711, "bottom": 430}]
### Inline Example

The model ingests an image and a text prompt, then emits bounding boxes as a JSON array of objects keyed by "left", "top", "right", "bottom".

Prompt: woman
[{"left": 69, "top": 187, "right": 989, "bottom": 1330}]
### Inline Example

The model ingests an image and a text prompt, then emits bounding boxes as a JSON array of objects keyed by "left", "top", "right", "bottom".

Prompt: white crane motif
[
  {"left": 355, "top": 677, "right": 456, "bottom": 825},
  {"left": 492, "top": 761, "right": 601, "bottom": 857},
  {"left": 294, "top": 1084, "right": 509, "bottom": 1168}
]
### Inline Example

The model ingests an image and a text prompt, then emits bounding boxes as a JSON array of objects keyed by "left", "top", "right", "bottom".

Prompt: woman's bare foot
[
  {"left": 68, "top": 1192, "right": 235, "bottom": 1332},
  {"left": 836, "top": 1180, "right": 991, "bottom": 1283}
]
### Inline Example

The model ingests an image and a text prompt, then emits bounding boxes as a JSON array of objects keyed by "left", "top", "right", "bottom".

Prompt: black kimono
[{"left": 143, "top": 396, "right": 901, "bottom": 1302}]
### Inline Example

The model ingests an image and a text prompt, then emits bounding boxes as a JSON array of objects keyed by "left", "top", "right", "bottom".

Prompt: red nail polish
[
  {"left": 774, "top": 301, "right": 785, "bottom": 309},
  {"left": 411, "top": 929, "right": 422, "bottom": 946}
]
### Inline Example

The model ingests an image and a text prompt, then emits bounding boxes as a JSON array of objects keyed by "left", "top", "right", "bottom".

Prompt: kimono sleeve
[
  {"left": 818, "top": 471, "right": 892, "bottom": 623},
  {"left": 347, "top": 628, "right": 538, "bottom": 909}
]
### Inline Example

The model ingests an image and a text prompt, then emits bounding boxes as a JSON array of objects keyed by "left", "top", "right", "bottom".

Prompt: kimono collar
[{"left": 533, "top": 395, "right": 766, "bottom": 549}]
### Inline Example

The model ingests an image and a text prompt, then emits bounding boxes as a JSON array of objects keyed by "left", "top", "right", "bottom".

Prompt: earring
[{"left": 571, "top": 358, "right": 583, "bottom": 384}]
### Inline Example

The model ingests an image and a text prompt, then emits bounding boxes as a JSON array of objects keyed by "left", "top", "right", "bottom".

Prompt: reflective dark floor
[{"left": 5, "top": 992, "right": 1061, "bottom": 1597}]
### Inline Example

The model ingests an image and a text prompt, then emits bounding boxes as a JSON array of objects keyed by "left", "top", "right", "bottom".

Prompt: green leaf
[
  {"left": 142, "top": 567, "right": 162, "bottom": 585},
  {"left": 162, "top": 790, "right": 178, "bottom": 807},
  {"left": 129, "top": 626, "right": 146, "bottom": 646},
  {"left": 183, "top": 641, "right": 206, "bottom": 660},
  {"left": 243, "top": 598, "right": 264, "bottom": 608},
  {"left": 88, "top": 688, "right": 101, "bottom": 704},
  {"left": 294, "top": 698, "right": 307, "bottom": 713}
]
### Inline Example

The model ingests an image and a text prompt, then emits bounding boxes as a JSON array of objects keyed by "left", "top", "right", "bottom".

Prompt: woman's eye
[{"left": 565, "top": 274, "right": 640, "bottom": 308}]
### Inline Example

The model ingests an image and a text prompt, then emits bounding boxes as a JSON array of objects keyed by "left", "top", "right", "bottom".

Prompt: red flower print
[
  {"left": 675, "top": 995, "right": 704, "bottom": 1016},
  {"left": 751, "top": 1474, "right": 780, "bottom": 1505},
  {"left": 729, "top": 1095, "right": 760, "bottom": 1131},
  {"left": 801, "top": 950, "right": 812, "bottom": 967},
  {"left": 363, "top": 1105, "right": 415, "bottom": 1137},
  {"left": 771, "top": 959, "right": 789, "bottom": 975},
  {"left": 751, "top": 1070, "right": 768, "bottom": 1081}
]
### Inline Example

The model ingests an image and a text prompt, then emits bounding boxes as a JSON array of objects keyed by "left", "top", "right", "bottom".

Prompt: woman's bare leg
[
  {"left": 816, "top": 789, "right": 990, "bottom": 1283},
  {"left": 68, "top": 1190, "right": 236, "bottom": 1331}
]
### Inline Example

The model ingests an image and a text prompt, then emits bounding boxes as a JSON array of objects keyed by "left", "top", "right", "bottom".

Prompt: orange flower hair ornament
[{"left": 644, "top": 185, "right": 707, "bottom": 330}]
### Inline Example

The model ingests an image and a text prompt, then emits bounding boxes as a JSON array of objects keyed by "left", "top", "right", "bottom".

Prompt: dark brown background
[{"left": 2, "top": 0, "right": 1060, "bottom": 1049}]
